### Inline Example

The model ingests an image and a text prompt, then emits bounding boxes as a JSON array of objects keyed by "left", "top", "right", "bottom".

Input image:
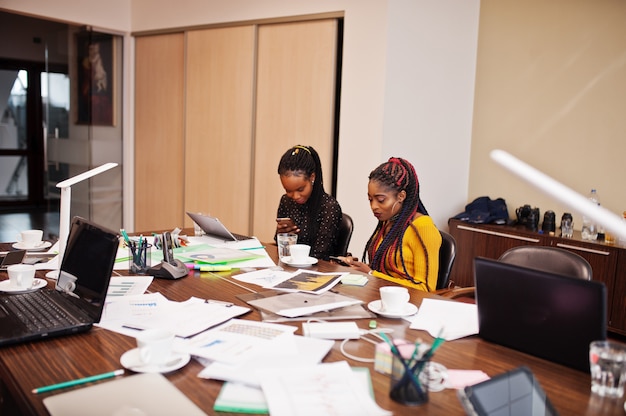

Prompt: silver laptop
[
  {"left": 474, "top": 257, "right": 607, "bottom": 372},
  {"left": 186, "top": 212, "right": 253, "bottom": 242}
]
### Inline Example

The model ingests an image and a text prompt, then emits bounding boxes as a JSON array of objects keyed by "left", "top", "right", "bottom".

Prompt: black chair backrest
[
  {"left": 498, "top": 245, "right": 592, "bottom": 280},
  {"left": 336, "top": 213, "right": 354, "bottom": 256},
  {"left": 437, "top": 230, "right": 457, "bottom": 290}
]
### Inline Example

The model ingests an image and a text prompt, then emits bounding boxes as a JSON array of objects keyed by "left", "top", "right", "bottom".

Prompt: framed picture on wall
[{"left": 76, "top": 31, "right": 115, "bottom": 126}]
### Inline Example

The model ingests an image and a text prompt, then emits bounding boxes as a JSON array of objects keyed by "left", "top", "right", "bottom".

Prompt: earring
[{"left": 312, "top": 181, "right": 315, "bottom": 185}]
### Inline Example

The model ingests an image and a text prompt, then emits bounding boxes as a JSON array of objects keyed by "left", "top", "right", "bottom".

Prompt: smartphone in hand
[
  {"left": 276, "top": 217, "right": 296, "bottom": 229},
  {"left": 329, "top": 256, "right": 351, "bottom": 267}
]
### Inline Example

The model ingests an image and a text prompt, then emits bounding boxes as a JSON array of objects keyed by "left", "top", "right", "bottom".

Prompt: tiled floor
[{"left": 0, "top": 209, "right": 60, "bottom": 243}]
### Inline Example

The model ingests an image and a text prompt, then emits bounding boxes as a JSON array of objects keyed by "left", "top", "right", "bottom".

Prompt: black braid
[{"left": 362, "top": 157, "right": 431, "bottom": 289}]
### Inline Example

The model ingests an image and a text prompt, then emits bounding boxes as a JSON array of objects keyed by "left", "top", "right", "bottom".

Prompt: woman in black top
[{"left": 275, "top": 145, "right": 343, "bottom": 260}]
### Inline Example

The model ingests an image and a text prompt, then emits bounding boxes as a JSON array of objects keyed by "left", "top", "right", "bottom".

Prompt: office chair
[
  {"left": 436, "top": 230, "right": 457, "bottom": 290},
  {"left": 498, "top": 245, "right": 592, "bottom": 280},
  {"left": 335, "top": 213, "right": 354, "bottom": 256},
  {"left": 437, "top": 244, "right": 594, "bottom": 302}
]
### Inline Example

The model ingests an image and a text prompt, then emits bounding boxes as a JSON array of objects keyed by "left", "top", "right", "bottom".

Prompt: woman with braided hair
[
  {"left": 275, "top": 145, "right": 343, "bottom": 260},
  {"left": 342, "top": 157, "right": 441, "bottom": 291}
]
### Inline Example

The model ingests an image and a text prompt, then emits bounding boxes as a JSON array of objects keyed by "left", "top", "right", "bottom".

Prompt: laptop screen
[
  {"left": 58, "top": 217, "right": 119, "bottom": 317},
  {"left": 474, "top": 257, "right": 607, "bottom": 372}
]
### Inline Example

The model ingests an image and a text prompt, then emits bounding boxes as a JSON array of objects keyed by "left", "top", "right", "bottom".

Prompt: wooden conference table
[{"left": 0, "top": 242, "right": 623, "bottom": 415}]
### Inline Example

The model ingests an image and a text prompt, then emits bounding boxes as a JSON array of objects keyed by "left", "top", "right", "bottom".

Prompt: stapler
[{"left": 148, "top": 231, "right": 188, "bottom": 280}]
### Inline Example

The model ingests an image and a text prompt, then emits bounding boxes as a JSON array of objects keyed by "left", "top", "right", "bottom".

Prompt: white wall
[
  {"left": 2, "top": 0, "right": 479, "bottom": 254},
  {"left": 380, "top": 0, "right": 479, "bottom": 239},
  {"left": 471, "top": 0, "right": 626, "bottom": 234}
]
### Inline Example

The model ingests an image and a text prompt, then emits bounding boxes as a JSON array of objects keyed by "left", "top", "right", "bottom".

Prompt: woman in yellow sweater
[{"left": 344, "top": 157, "right": 441, "bottom": 291}]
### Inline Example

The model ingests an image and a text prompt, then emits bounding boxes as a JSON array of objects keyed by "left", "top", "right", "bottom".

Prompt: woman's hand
[
  {"left": 276, "top": 218, "right": 299, "bottom": 234},
  {"left": 332, "top": 256, "right": 372, "bottom": 274}
]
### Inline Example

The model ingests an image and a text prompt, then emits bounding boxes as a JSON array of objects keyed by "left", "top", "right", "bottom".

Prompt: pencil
[{"left": 32, "top": 369, "right": 124, "bottom": 394}]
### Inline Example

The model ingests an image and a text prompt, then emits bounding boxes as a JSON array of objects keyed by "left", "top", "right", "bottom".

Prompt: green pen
[{"left": 32, "top": 369, "right": 124, "bottom": 394}]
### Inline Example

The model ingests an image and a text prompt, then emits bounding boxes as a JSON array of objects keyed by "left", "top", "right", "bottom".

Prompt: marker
[
  {"left": 199, "top": 265, "right": 232, "bottom": 272},
  {"left": 32, "top": 369, "right": 124, "bottom": 394}
]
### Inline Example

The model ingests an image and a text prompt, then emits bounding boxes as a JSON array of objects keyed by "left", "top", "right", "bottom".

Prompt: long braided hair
[
  {"left": 277, "top": 145, "right": 325, "bottom": 238},
  {"left": 362, "top": 157, "right": 431, "bottom": 288}
]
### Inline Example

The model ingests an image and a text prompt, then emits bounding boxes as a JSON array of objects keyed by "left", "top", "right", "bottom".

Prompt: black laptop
[
  {"left": 474, "top": 257, "right": 607, "bottom": 372},
  {"left": 0, "top": 216, "right": 119, "bottom": 347}
]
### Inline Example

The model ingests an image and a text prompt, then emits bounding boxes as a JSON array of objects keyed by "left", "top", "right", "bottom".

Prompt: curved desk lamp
[
  {"left": 46, "top": 162, "right": 118, "bottom": 280},
  {"left": 490, "top": 149, "right": 626, "bottom": 242}
]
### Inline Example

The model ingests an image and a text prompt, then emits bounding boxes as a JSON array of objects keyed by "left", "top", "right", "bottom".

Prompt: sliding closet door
[
  {"left": 134, "top": 33, "right": 185, "bottom": 231},
  {"left": 184, "top": 26, "right": 255, "bottom": 233},
  {"left": 253, "top": 19, "right": 338, "bottom": 242}
]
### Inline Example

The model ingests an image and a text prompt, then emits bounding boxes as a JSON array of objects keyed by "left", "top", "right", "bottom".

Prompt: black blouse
[{"left": 276, "top": 193, "right": 342, "bottom": 260}]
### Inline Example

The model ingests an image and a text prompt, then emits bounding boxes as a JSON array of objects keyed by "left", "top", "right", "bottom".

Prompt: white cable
[{"left": 338, "top": 328, "right": 395, "bottom": 363}]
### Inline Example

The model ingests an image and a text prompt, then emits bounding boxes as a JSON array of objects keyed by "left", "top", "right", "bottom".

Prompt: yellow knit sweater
[{"left": 371, "top": 215, "right": 442, "bottom": 292}]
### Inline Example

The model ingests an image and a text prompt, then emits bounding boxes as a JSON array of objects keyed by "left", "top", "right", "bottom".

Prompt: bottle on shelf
[
  {"left": 581, "top": 189, "right": 599, "bottom": 241},
  {"left": 560, "top": 212, "right": 574, "bottom": 238},
  {"left": 620, "top": 211, "right": 626, "bottom": 246}
]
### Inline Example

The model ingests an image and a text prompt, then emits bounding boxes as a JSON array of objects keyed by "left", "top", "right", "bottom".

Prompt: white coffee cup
[
  {"left": 18, "top": 229, "right": 44, "bottom": 248},
  {"left": 136, "top": 328, "right": 174, "bottom": 366},
  {"left": 289, "top": 244, "right": 311, "bottom": 263},
  {"left": 379, "top": 286, "right": 410, "bottom": 314},
  {"left": 7, "top": 264, "right": 36, "bottom": 289}
]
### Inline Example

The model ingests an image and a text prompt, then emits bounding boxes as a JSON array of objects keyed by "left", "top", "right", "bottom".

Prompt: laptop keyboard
[
  {"left": 231, "top": 232, "right": 252, "bottom": 241},
  {"left": 1, "top": 291, "right": 86, "bottom": 331}
]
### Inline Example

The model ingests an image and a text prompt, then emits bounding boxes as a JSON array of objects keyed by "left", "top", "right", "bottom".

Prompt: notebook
[
  {"left": 43, "top": 373, "right": 206, "bottom": 415},
  {"left": 186, "top": 212, "right": 253, "bottom": 242},
  {"left": 474, "top": 256, "right": 607, "bottom": 372},
  {"left": 0, "top": 216, "right": 119, "bottom": 347}
]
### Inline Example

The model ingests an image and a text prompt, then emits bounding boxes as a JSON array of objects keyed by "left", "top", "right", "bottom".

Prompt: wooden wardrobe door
[
  {"left": 184, "top": 26, "right": 255, "bottom": 233},
  {"left": 134, "top": 33, "right": 185, "bottom": 231},
  {"left": 253, "top": 19, "right": 338, "bottom": 242}
]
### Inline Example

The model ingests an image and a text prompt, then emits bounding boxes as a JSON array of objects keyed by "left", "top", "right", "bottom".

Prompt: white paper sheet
[
  {"left": 198, "top": 335, "right": 334, "bottom": 386},
  {"left": 179, "top": 319, "right": 296, "bottom": 364},
  {"left": 98, "top": 293, "right": 250, "bottom": 338},
  {"left": 408, "top": 298, "right": 479, "bottom": 340},
  {"left": 106, "top": 275, "right": 153, "bottom": 297},
  {"left": 259, "top": 361, "right": 392, "bottom": 416}
]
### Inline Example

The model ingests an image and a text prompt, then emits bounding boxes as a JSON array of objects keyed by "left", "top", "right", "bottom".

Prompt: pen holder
[
  {"left": 128, "top": 242, "right": 152, "bottom": 274},
  {"left": 389, "top": 354, "right": 430, "bottom": 405}
]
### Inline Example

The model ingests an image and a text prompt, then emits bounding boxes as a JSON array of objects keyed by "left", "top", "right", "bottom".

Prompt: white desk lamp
[
  {"left": 490, "top": 149, "right": 626, "bottom": 242},
  {"left": 46, "top": 162, "right": 118, "bottom": 279}
]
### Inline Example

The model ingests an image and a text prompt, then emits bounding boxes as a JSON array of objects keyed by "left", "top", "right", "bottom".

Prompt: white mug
[
  {"left": 289, "top": 244, "right": 311, "bottom": 262},
  {"left": 136, "top": 328, "right": 174, "bottom": 366},
  {"left": 17, "top": 229, "right": 44, "bottom": 248},
  {"left": 379, "top": 286, "right": 410, "bottom": 314},
  {"left": 7, "top": 264, "right": 36, "bottom": 289}
]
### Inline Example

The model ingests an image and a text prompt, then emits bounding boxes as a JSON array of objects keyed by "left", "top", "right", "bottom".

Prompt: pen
[
  {"left": 205, "top": 299, "right": 233, "bottom": 307},
  {"left": 32, "top": 369, "right": 124, "bottom": 394},
  {"left": 120, "top": 229, "right": 131, "bottom": 246}
]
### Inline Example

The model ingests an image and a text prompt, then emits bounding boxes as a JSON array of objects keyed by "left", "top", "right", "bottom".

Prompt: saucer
[
  {"left": 120, "top": 348, "right": 190, "bottom": 374},
  {"left": 367, "top": 299, "right": 418, "bottom": 318},
  {"left": 281, "top": 256, "right": 318, "bottom": 267},
  {"left": 0, "top": 278, "right": 47, "bottom": 293},
  {"left": 12, "top": 241, "right": 52, "bottom": 251}
]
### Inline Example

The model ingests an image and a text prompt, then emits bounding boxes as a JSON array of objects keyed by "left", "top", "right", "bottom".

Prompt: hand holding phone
[
  {"left": 329, "top": 256, "right": 351, "bottom": 267},
  {"left": 276, "top": 217, "right": 297, "bottom": 231}
]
